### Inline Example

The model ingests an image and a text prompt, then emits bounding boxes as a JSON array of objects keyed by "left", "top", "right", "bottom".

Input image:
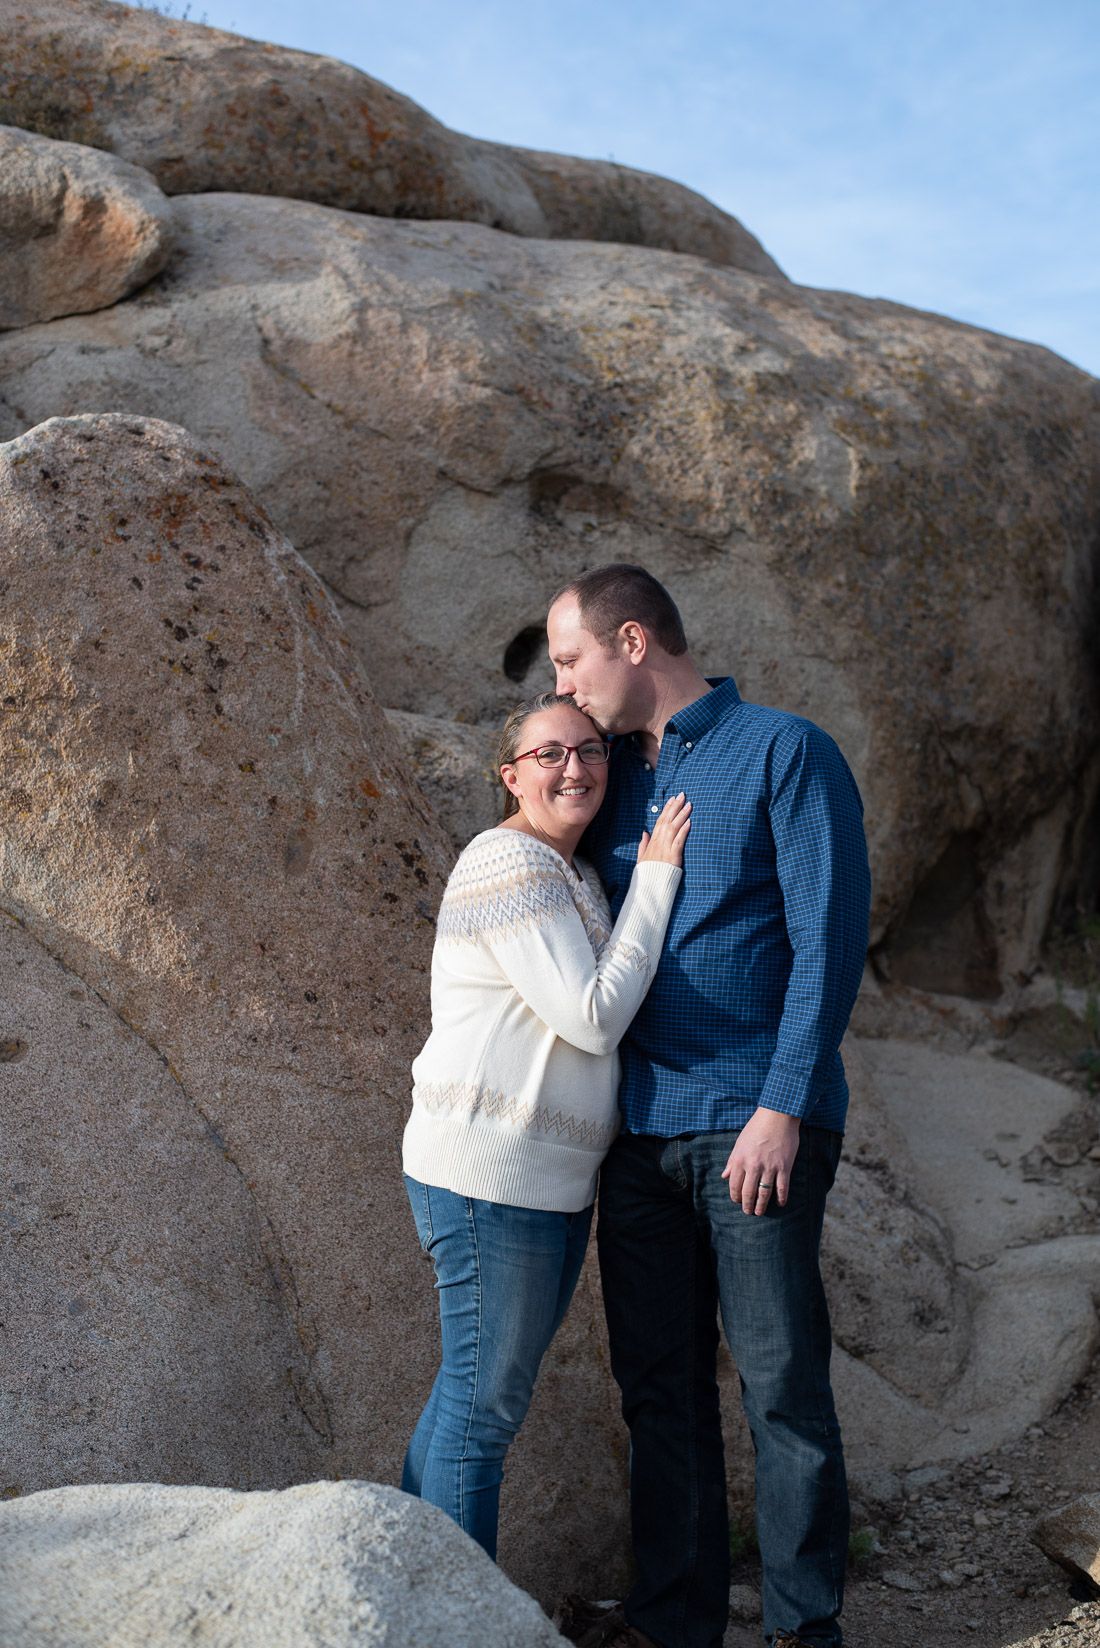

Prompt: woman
[{"left": 401, "top": 691, "right": 690, "bottom": 1558}]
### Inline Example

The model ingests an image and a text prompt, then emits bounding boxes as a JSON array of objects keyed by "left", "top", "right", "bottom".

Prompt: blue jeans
[
  {"left": 402, "top": 1174, "right": 593, "bottom": 1559},
  {"left": 597, "top": 1127, "right": 847, "bottom": 1648}
]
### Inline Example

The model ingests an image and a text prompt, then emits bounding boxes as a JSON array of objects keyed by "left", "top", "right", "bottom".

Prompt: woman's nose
[{"left": 562, "top": 750, "right": 585, "bottom": 779}]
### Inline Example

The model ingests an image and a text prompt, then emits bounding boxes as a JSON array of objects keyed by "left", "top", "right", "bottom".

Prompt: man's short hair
[{"left": 553, "top": 563, "right": 687, "bottom": 656}]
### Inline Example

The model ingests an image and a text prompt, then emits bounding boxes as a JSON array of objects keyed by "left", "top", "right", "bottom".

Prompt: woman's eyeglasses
[{"left": 509, "top": 741, "right": 610, "bottom": 769}]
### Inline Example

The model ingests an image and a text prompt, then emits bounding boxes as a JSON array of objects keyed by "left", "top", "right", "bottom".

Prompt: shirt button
[
  {"left": 643, "top": 762, "right": 652, "bottom": 771},
  {"left": 685, "top": 741, "right": 693, "bottom": 750},
  {"left": 650, "top": 805, "right": 659, "bottom": 814}
]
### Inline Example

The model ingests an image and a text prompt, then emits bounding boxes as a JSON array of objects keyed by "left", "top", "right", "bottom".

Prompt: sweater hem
[{"left": 402, "top": 1108, "right": 605, "bottom": 1212}]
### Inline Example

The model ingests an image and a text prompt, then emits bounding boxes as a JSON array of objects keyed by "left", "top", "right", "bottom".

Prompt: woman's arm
[{"left": 481, "top": 800, "right": 688, "bottom": 1055}]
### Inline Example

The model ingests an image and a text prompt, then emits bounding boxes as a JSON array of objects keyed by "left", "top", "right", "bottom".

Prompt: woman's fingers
[{"left": 640, "top": 793, "right": 691, "bottom": 865}]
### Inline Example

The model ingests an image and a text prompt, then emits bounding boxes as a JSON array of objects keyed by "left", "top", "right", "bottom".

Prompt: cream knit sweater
[{"left": 403, "top": 826, "right": 682, "bottom": 1212}]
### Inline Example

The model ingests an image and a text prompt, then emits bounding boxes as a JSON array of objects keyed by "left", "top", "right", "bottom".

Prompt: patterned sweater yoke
[{"left": 403, "top": 826, "right": 681, "bottom": 1212}]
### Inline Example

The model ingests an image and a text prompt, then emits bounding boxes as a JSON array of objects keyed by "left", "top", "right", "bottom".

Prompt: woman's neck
[{"left": 498, "top": 812, "right": 583, "bottom": 869}]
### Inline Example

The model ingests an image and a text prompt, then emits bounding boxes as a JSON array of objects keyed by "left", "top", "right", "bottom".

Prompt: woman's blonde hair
[{"left": 497, "top": 692, "right": 588, "bottom": 820}]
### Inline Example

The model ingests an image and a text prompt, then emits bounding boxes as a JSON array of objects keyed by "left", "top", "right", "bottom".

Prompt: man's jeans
[
  {"left": 597, "top": 1127, "right": 847, "bottom": 1648},
  {"left": 402, "top": 1174, "right": 593, "bottom": 1559}
]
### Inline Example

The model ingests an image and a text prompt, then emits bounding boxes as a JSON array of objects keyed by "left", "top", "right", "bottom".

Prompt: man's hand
[{"left": 721, "top": 1108, "right": 801, "bottom": 1214}]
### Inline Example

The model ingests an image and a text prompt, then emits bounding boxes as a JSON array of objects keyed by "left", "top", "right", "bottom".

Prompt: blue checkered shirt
[{"left": 581, "top": 677, "right": 870, "bottom": 1136}]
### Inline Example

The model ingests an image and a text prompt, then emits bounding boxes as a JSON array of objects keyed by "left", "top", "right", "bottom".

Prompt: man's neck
[{"left": 635, "top": 664, "right": 713, "bottom": 766}]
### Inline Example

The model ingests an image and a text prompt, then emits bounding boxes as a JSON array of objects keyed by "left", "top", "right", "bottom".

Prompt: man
[{"left": 546, "top": 565, "right": 870, "bottom": 1648}]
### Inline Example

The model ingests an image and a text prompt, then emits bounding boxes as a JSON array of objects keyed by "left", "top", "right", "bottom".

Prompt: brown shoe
[
  {"left": 575, "top": 1603, "right": 661, "bottom": 1648},
  {"left": 771, "top": 1635, "right": 815, "bottom": 1647}
]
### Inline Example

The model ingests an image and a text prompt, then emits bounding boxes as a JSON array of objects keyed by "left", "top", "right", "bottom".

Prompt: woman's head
[{"left": 498, "top": 693, "right": 609, "bottom": 828}]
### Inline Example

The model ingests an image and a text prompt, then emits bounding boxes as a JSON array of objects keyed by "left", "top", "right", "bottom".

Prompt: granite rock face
[
  {"left": 2, "top": 191, "right": 1095, "bottom": 985},
  {"left": 0, "top": 0, "right": 1098, "bottom": 1598},
  {"left": 0, "top": 908, "right": 319, "bottom": 1492},
  {"left": 0, "top": 1480, "right": 568, "bottom": 1647},
  {"left": 384, "top": 710, "right": 501, "bottom": 851},
  {"left": 838, "top": 1040, "right": 1100, "bottom": 1470},
  {"left": 0, "top": 123, "right": 172, "bottom": 329},
  {"left": 0, "top": 0, "right": 780, "bottom": 275},
  {"left": 0, "top": 413, "right": 629, "bottom": 1603},
  {"left": 822, "top": 1040, "right": 966, "bottom": 1409}
]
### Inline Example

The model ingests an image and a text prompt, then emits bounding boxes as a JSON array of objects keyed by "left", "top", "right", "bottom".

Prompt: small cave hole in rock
[
  {"left": 0, "top": 1038, "right": 28, "bottom": 1063},
  {"left": 503, "top": 625, "right": 548, "bottom": 684}
]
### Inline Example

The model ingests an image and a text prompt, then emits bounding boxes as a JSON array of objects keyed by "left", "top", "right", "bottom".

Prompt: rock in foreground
[
  {"left": 0, "top": 1480, "right": 567, "bottom": 1647},
  {"left": 1033, "top": 1494, "right": 1100, "bottom": 1588},
  {"left": 0, "top": 123, "right": 172, "bottom": 328},
  {"left": 1004, "top": 1604, "right": 1100, "bottom": 1648}
]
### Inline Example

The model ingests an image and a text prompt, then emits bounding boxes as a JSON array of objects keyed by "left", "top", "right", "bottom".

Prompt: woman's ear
[{"left": 500, "top": 763, "right": 523, "bottom": 799}]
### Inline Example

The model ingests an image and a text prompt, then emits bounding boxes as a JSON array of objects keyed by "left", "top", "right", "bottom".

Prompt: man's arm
[{"left": 723, "top": 722, "right": 871, "bottom": 1213}]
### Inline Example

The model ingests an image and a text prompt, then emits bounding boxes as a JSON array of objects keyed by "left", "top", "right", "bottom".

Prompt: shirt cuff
[{"left": 756, "top": 1059, "right": 815, "bottom": 1119}]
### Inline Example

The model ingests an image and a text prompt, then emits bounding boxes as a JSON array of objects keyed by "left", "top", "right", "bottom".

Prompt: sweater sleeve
[{"left": 481, "top": 841, "right": 681, "bottom": 1057}]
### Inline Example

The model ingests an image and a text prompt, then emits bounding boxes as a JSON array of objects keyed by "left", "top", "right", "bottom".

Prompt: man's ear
[{"left": 619, "top": 621, "right": 647, "bottom": 665}]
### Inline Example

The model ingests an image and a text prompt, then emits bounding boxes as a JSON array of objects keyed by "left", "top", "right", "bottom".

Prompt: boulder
[
  {"left": 384, "top": 710, "right": 500, "bottom": 851},
  {"left": 0, "top": 0, "right": 780, "bottom": 275},
  {"left": 833, "top": 1039, "right": 1100, "bottom": 1470},
  {"left": 0, "top": 909, "right": 319, "bottom": 1492},
  {"left": 822, "top": 1039, "right": 966, "bottom": 1407},
  {"left": 1033, "top": 1494, "right": 1100, "bottom": 1589},
  {"left": 0, "top": 124, "right": 172, "bottom": 330},
  {"left": 0, "top": 413, "right": 630, "bottom": 1604},
  {"left": 0, "top": 191, "right": 1095, "bottom": 984},
  {"left": 858, "top": 1040, "right": 1091, "bottom": 1269},
  {"left": 1003, "top": 1605, "right": 1100, "bottom": 1648},
  {"left": 0, "top": 1480, "right": 567, "bottom": 1647}
]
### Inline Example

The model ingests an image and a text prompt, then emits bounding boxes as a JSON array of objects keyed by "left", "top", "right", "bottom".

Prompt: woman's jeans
[
  {"left": 597, "top": 1126, "right": 847, "bottom": 1648},
  {"left": 402, "top": 1174, "right": 593, "bottom": 1559}
]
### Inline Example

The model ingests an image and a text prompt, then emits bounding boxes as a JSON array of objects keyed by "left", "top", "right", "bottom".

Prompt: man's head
[{"left": 547, "top": 563, "right": 689, "bottom": 735}]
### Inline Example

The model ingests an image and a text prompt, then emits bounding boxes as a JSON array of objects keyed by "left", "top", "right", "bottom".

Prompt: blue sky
[{"left": 173, "top": 0, "right": 1097, "bottom": 376}]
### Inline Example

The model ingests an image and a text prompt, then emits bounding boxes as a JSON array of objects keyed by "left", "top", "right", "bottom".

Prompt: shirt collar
[{"left": 663, "top": 676, "right": 741, "bottom": 744}]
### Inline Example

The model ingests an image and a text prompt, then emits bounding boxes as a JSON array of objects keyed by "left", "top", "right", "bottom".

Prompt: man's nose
[{"left": 554, "top": 664, "right": 573, "bottom": 695}]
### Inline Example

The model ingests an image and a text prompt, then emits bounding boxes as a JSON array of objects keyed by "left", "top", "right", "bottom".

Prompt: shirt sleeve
[
  {"left": 757, "top": 725, "right": 871, "bottom": 1119},
  {"left": 485, "top": 845, "right": 682, "bottom": 1057}
]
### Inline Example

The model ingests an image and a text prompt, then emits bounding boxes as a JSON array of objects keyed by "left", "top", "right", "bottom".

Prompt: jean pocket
[{"left": 403, "top": 1172, "right": 435, "bottom": 1251}]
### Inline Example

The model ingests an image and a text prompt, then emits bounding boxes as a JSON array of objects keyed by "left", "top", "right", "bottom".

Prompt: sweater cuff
[{"left": 613, "top": 860, "right": 682, "bottom": 953}]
